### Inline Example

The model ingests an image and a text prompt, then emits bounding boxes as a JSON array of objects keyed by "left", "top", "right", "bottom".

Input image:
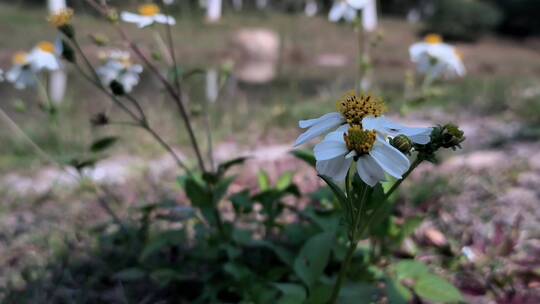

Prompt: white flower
[
  {"left": 315, "top": 124, "right": 410, "bottom": 186},
  {"left": 96, "top": 50, "right": 143, "bottom": 93},
  {"left": 0, "top": 69, "right": 4, "bottom": 82},
  {"left": 6, "top": 52, "right": 37, "bottom": 90},
  {"left": 121, "top": 4, "right": 176, "bottom": 28},
  {"left": 409, "top": 34, "right": 466, "bottom": 79},
  {"left": 27, "top": 41, "right": 62, "bottom": 72},
  {"left": 328, "top": 0, "right": 369, "bottom": 23},
  {"left": 295, "top": 91, "right": 386, "bottom": 146}
]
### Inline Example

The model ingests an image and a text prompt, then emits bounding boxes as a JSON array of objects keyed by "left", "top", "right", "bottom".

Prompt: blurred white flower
[
  {"left": 121, "top": 4, "right": 176, "bottom": 28},
  {"left": 6, "top": 52, "right": 38, "bottom": 90},
  {"left": 409, "top": 34, "right": 466, "bottom": 79},
  {"left": 328, "top": 0, "right": 369, "bottom": 23},
  {"left": 163, "top": 0, "right": 175, "bottom": 5},
  {"left": 0, "top": 69, "right": 4, "bottom": 82},
  {"left": 96, "top": 50, "right": 143, "bottom": 93},
  {"left": 314, "top": 124, "right": 410, "bottom": 185},
  {"left": 27, "top": 41, "right": 63, "bottom": 72}
]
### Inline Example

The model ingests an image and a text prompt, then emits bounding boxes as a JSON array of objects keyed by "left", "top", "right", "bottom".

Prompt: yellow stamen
[
  {"left": 424, "top": 34, "right": 443, "bottom": 44},
  {"left": 37, "top": 41, "right": 56, "bottom": 54},
  {"left": 48, "top": 8, "right": 74, "bottom": 27},
  {"left": 138, "top": 4, "right": 160, "bottom": 16},
  {"left": 13, "top": 52, "right": 29, "bottom": 65},
  {"left": 344, "top": 126, "right": 377, "bottom": 155},
  {"left": 336, "top": 90, "right": 386, "bottom": 126}
]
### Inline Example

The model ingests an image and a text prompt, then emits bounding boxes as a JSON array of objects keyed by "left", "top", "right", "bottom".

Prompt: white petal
[
  {"left": 356, "top": 154, "right": 386, "bottom": 186},
  {"left": 154, "top": 14, "right": 176, "bottom": 25},
  {"left": 314, "top": 140, "right": 348, "bottom": 161},
  {"left": 137, "top": 18, "right": 155, "bottom": 28},
  {"left": 295, "top": 113, "right": 345, "bottom": 146},
  {"left": 343, "top": 6, "right": 358, "bottom": 22},
  {"left": 346, "top": 0, "right": 369, "bottom": 9},
  {"left": 328, "top": 2, "right": 347, "bottom": 22},
  {"left": 363, "top": 116, "right": 432, "bottom": 144},
  {"left": 121, "top": 12, "right": 145, "bottom": 23},
  {"left": 370, "top": 138, "right": 410, "bottom": 179},
  {"left": 323, "top": 124, "right": 350, "bottom": 142},
  {"left": 316, "top": 156, "right": 353, "bottom": 182},
  {"left": 299, "top": 112, "right": 342, "bottom": 128}
]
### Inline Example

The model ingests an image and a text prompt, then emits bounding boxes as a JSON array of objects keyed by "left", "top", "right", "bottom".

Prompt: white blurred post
[
  {"left": 362, "top": 0, "right": 378, "bottom": 32},
  {"left": 206, "top": 69, "right": 219, "bottom": 104},
  {"left": 232, "top": 0, "right": 242, "bottom": 11},
  {"left": 256, "top": 0, "right": 268, "bottom": 10},
  {"left": 207, "top": 0, "right": 222, "bottom": 23},
  {"left": 48, "top": 0, "right": 67, "bottom": 104}
]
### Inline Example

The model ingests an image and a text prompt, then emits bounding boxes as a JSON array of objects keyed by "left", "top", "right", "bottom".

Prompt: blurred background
[{"left": 0, "top": 0, "right": 539, "bottom": 302}]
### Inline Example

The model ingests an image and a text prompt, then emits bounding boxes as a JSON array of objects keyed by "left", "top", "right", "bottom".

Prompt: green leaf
[
  {"left": 318, "top": 174, "right": 347, "bottom": 209},
  {"left": 90, "top": 136, "right": 118, "bottom": 153},
  {"left": 291, "top": 150, "right": 316, "bottom": 167},
  {"left": 414, "top": 274, "right": 463, "bottom": 303},
  {"left": 274, "top": 283, "right": 307, "bottom": 304},
  {"left": 184, "top": 177, "right": 211, "bottom": 207},
  {"left": 258, "top": 170, "right": 271, "bottom": 191},
  {"left": 150, "top": 269, "right": 188, "bottom": 285},
  {"left": 229, "top": 190, "right": 253, "bottom": 214},
  {"left": 260, "top": 241, "right": 295, "bottom": 266},
  {"left": 212, "top": 176, "right": 235, "bottom": 204},
  {"left": 294, "top": 232, "right": 334, "bottom": 288},
  {"left": 305, "top": 282, "right": 333, "bottom": 304},
  {"left": 400, "top": 216, "right": 424, "bottom": 240},
  {"left": 139, "top": 230, "right": 184, "bottom": 261},
  {"left": 114, "top": 268, "right": 146, "bottom": 281},
  {"left": 394, "top": 260, "right": 430, "bottom": 281},
  {"left": 277, "top": 172, "right": 294, "bottom": 190},
  {"left": 218, "top": 157, "right": 248, "bottom": 175},
  {"left": 384, "top": 277, "right": 412, "bottom": 304},
  {"left": 339, "top": 283, "right": 379, "bottom": 304}
]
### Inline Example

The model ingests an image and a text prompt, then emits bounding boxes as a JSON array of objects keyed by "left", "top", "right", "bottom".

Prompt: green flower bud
[
  {"left": 110, "top": 80, "right": 125, "bottom": 96},
  {"left": 441, "top": 124, "right": 465, "bottom": 149},
  {"left": 107, "top": 9, "right": 119, "bottom": 23},
  {"left": 391, "top": 135, "right": 413, "bottom": 154},
  {"left": 90, "top": 33, "right": 109, "bottom": 46}
]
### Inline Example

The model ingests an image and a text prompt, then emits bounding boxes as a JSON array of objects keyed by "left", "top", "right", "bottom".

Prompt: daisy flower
[
  {"left": 6, "top": 52, "right": 37, "bottom": 90},
  {"left": 121, "top": 4, "right": 176, "bottom": 28},
  {"left": 96, "top": 50, "right": 143, "bottom": 93},
  {"left": 27, "top": 41, "right": 63, "bottom": 72},
  {"left": 409, "top": 34, "right": 466, "bottom": 79},
  {"left": 328, "top": 0, "right": 369, "bottom": 23},
  {"left": 314, "top": 124, "right": 410, "bottom": 186}
]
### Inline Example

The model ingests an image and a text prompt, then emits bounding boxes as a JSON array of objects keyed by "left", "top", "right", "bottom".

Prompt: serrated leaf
[
  {"left": 90, "top": 136, "right": 118, "bottom": 153},
  {"left": 291, "top": 150, "right": 316, "bottom": 167},
  {"left": 294, "top": 232, "right": 334, "bottom": 289},
  {"left": 414, "top": 274, "right": 463, "bottom": 303}
]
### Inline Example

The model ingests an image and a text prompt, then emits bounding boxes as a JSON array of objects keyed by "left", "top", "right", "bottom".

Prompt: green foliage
[{"left": 424, "top": 0, "right": 502, "bottom": 41}]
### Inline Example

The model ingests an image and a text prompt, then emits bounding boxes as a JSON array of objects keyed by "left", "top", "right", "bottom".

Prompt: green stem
[{"left": 329, "top": 239, "right": 358, "bottom": 304}]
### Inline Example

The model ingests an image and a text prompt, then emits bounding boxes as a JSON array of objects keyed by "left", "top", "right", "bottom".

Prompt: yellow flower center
[
  {"left": 37, "top": 41, "right": 56, "bottom": 54},
  {"left": 344, "top": 126, "right": 377, "bottom": 155},
  {"left": 48, "top": 8, "right": 74, "bottom": 27},
  {"left": 13, "top": 52, "right": 29, "bottom": 65},
  {"left": 336, "top": 90, "right": 386, "bottom": 125},
  {"left": 424, "top": 34, "right": 443, "bottom": 44},
  {"left": 138, "top": 4, "right": 160, "bottom": 16}
]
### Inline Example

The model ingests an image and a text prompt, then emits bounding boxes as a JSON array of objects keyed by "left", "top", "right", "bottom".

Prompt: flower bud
[
  {"left": 107, "top": 9, "right": 119, "bottom": 23},
  {"left": 110, "top": 80, "right": 125, "bottom": 96},
  {"left": 90, "top": 33, "right": 109, "bottom": 46},
  {"left": 391, "top": 135, "right": 413, "bottom": 154},
  {"left": 441, "top": 124, "right": 465, "bottom": 149}
]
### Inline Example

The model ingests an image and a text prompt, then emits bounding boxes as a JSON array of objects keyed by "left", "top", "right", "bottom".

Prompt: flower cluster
[
  {"left": 6, "top": 41, "right": 63, "bottom": 89},
  {"left": 409, "top": 34, "right": 466, "bottom": 79},
  {"left": 96, "top": 50, "right": 143, "bottom": 94},
  {"left": 48, "top": 8, "right": 75, "bottom": 38},
  {"left": 295, "top": 90, "right": 431, "bottom": 186}
]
